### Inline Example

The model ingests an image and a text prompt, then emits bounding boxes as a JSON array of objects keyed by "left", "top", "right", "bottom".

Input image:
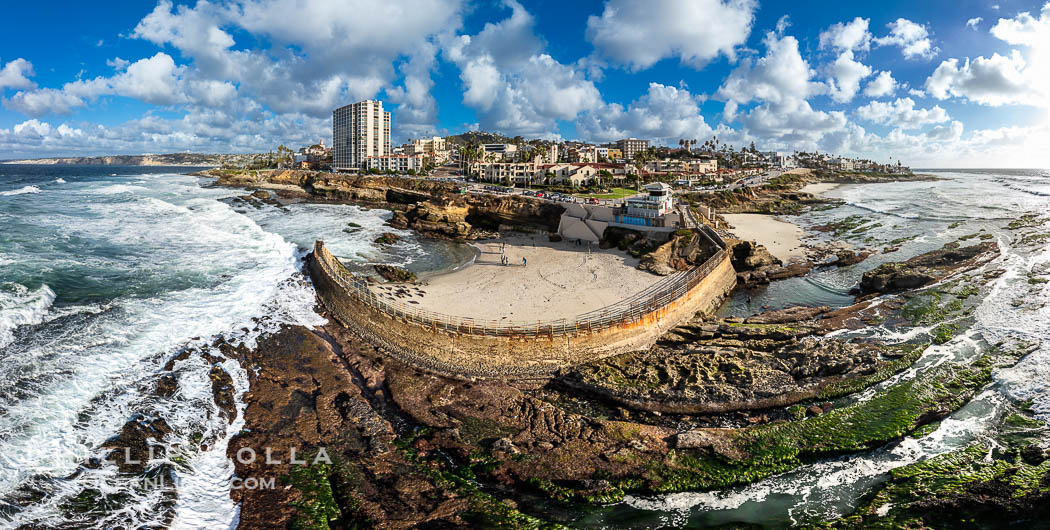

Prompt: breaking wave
[
  {"left": 0, "top": 185, "right": 41, "bottom": 196},
  {"left": 0, "top": 283, "right": 56, "bottom": 349}
]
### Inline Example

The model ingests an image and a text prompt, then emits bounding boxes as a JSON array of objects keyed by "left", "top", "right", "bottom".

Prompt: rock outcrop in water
[
  {"left": 856, "top": 241, "right": 999, "bottom": 297},
  {"left": 727, "top": 238, "right": 813, "bottom": 287}
]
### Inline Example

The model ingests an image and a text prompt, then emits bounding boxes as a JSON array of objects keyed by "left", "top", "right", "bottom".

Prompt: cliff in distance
[{"left": 2, "top": 152, "right": 230, "bottom": 166}]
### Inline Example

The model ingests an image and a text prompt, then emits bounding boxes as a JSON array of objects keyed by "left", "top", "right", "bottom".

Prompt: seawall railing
[{"left": 313, "top": 226, "right": 728, "bottom": 338}]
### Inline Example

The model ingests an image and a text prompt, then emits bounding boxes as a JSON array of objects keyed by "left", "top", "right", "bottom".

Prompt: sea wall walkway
[{"left": 308, "top": 227, "right": 737, "bottom": 379}]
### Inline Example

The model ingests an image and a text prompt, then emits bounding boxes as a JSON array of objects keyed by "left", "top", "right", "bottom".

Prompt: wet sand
[
  {"left": 799, "top": 182, "right": 841, "bottom": 196},
  {"left": 722, "top": 213, "right": 806, "bottom": 263}
]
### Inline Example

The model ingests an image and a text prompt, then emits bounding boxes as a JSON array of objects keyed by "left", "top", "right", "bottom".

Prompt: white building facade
[
  {"left": 333, "top": 99, "right": 391, "bottom": 170},
  {"left": 365, "top": 154, "right": 425, "bottom": 173}
]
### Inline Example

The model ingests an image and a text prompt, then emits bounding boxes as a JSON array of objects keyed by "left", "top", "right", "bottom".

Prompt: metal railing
[{"left": 314, "top": 226, "right": 727, "bottom": 338}]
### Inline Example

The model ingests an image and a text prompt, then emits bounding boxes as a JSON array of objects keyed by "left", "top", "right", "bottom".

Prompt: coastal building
[
  {"left": 521, "top": 143, "right": 558, "bottom": 164},
  {"left": 475, "top": 161, "right": 539, "bottom": 185},
  {"left": 831, "top": 157, "right": 855, "bottom": 171},
  {"left": 622, "top": 183, "right": 674, "bottom": 222},
  {"left": 565, "top": 145, "right": 597, "bottom": 164},
  {"left": 557, "top": 182, "right": 681, "bottom": 243},
  {"left": 644, "top": 157, "right": 718, "bottom": 174},
  {"left": 615, "top": 138, "right": 649, "bottom": 160},
  {"left": 333, "top": 99, "right": 391, "bottom": 171},
  {"left": 471, "top": 161, "right": 627, "bottom": 186},
  {"left": 404, "top": 136, "right": 451, "bottom": 164},
  {"left": 365, "top": 153, "right": 425, "bottom": 173},
  {"left": 482, "top": 143, "right": 518, "bottom": 160}
]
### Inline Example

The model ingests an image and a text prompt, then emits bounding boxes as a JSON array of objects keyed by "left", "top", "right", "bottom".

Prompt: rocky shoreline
[
  {"left": 207, "top": 238, "right": 1027, "bottom": 528},
  {"left": 169, "top": 168, "right": 1047, "bottom": 528}
]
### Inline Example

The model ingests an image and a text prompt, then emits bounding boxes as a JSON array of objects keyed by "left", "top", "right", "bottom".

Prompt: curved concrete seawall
[{"left": 308, "top": 237, "right": 737, "bottom": 380}]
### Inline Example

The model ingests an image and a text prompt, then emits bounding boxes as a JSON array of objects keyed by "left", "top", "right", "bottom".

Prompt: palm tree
[{"left": 632, "top": 150, "right": 652, "bottom": 188}]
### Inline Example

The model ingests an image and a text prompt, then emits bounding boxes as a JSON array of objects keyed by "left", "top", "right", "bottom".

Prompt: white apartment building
[
  {"left": 831, "top": 158, "right": 855, "bottom": 171},
  {"left": 645, "top": 158, "right": 718, "bottom": 174},
  {"left": 365, "top": 154, "right": 425, "bottom": 173},
  {"left": 333, "top": 99, "right": 391, "bottom": 170},
  {"left": 482, "top": 143, "right": 518, "bottom": 160},
  {"left": 615, "top": 138, "right": 650, "bottom": 160},
  {"left": 406, "top": 136, "right": 446, "bottom": 154},
  {"left": 404, "top": 136, "right": 451, "bottom": 164},
  {"left": 475, "top": 161, "right": 539, "bottom": 185}
]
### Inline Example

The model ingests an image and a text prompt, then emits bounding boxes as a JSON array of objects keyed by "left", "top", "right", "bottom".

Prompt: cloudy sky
[{"left": 1, "top": 0, "right": 1048, "bottom": 167}]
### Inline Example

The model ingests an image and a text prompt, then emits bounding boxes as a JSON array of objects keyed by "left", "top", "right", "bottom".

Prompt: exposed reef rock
[
  {"left": 374, "top": 264, "right": 417, "bottom": 283},
  {"left": 727, "top": 238, "right": 812, "bottom": 287},
  {"left": 557, "top": 309, "right": 921, "bottom": 414},
  {"left": 857, "top": 241, "right": 999, "bottom": 297}
]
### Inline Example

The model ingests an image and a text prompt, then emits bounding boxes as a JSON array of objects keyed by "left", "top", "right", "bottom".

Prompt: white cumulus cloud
[
  {"left": 855, "top": 97, "right": 950, "bottom": 129},
  {"left": 585, "top": 0, "right": 756, "bottom": 71},
  {"left": 874, "top": 18, "right": 937, "bottom": 59},
  {"left": 827, "top": 50, "right": 872, "bottom": 103},
  {"left": 575, "top": 83, "right": 713, "bottom": 143},
  {"left": 925, "top": 51, "right": 1038, "bottom": 106},
  {"left": 819, "top": 17, "right": 872, "bottom": 51},
  {"left": 926, "top": 4, "right": 1049, "bottom": 108},
  {"left": 446, "top": 1, "right": 601, "bottom": 137},
  {"left": 0, "top": 58, "right": 36, "bottom": 90},
  {"left": 864, "top": 70, "right": 898, "bottom": 98},
  {"left": 718, "top": 31, "right": 843, "bottom": 148}
]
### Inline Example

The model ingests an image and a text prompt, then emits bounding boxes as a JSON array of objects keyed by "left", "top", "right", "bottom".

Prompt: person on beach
[{"left": 522, "top": 257, "right": 527, "bottom": 267}]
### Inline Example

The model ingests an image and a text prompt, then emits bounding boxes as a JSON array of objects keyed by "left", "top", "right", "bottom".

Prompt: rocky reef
[
  {"left": 857, "top": 241, "right": 999, "bottom": 297},
  {"left": 213, "top": 232, "right": 1018, "bottom": 528},
  {"left": 727, "top": 238, "right": 812, "bottom": 287},
  {"left": 193, "top": 169, "right": 1033, "bottom": 528}
]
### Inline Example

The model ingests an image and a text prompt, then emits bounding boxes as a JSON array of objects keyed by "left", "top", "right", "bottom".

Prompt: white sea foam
[
  {"left": 0, "top": 175, "right": 325, "bottom": 528},
  {"left": 94, "top": 184, "right": 147, "bottom": 195},
  {"left": 0, "top": 185, "right": 41, "bottom": 196},
  {"left": 55, "top": 178, "right": 66, "bottom": 184},
  {"left": 0, "top": 282, "right": 56, "bottom": 349},
  {"left": 623, "top": 390, "right": 1006, "bottom": 525}
]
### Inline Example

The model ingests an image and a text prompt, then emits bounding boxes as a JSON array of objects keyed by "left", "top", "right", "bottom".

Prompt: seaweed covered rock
[
  {"left": 373, "top": 264, "right": 417, "bottom": 283},
  {"left": 858, "top": 241, "right": 999, "bottom": 296},
  {"left": 373, "top": 232, "right": 402, "bottom": 245}
]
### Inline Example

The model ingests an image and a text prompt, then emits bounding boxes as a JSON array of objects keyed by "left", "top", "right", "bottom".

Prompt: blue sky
[{"left": 1, "top": 0, "right": 1047, "bottom": 167}]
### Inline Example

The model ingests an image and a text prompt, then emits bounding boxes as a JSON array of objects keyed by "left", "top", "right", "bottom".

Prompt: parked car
[{"left": 587, "top": 198, "right": 599, "bottom": 204}]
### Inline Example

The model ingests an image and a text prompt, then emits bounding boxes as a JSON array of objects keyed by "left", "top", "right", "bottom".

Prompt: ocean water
[
  {"left": 0, "top": 166, "right": 1047, "bottom": 528},
  {"left": 0, "top": 165, "right": 470, "bottom": 528}
]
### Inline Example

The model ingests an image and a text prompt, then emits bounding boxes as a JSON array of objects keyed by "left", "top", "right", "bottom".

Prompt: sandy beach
[
  {"left": 799, "top": 182, "right": 841, "bottom": 196},
  {"left": 722, "top": 213, "right": 806, "bottom": 263},
  {"left": 368, "top": 233, "right": 672, "bottom": 322}
]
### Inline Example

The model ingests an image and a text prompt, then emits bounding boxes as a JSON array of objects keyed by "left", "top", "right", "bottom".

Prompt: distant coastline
[{"left": 0, "top": 153, "right": 227, "bottom": 166}]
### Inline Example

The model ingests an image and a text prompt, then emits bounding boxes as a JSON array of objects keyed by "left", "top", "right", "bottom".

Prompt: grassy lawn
[{"left": 575, "top": 187, "right": 638, "bottom": 199}]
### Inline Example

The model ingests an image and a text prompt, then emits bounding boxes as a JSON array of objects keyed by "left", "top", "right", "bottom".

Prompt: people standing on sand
[{"left": 522, "top": 257, "right": 527, "bottom": 267}]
